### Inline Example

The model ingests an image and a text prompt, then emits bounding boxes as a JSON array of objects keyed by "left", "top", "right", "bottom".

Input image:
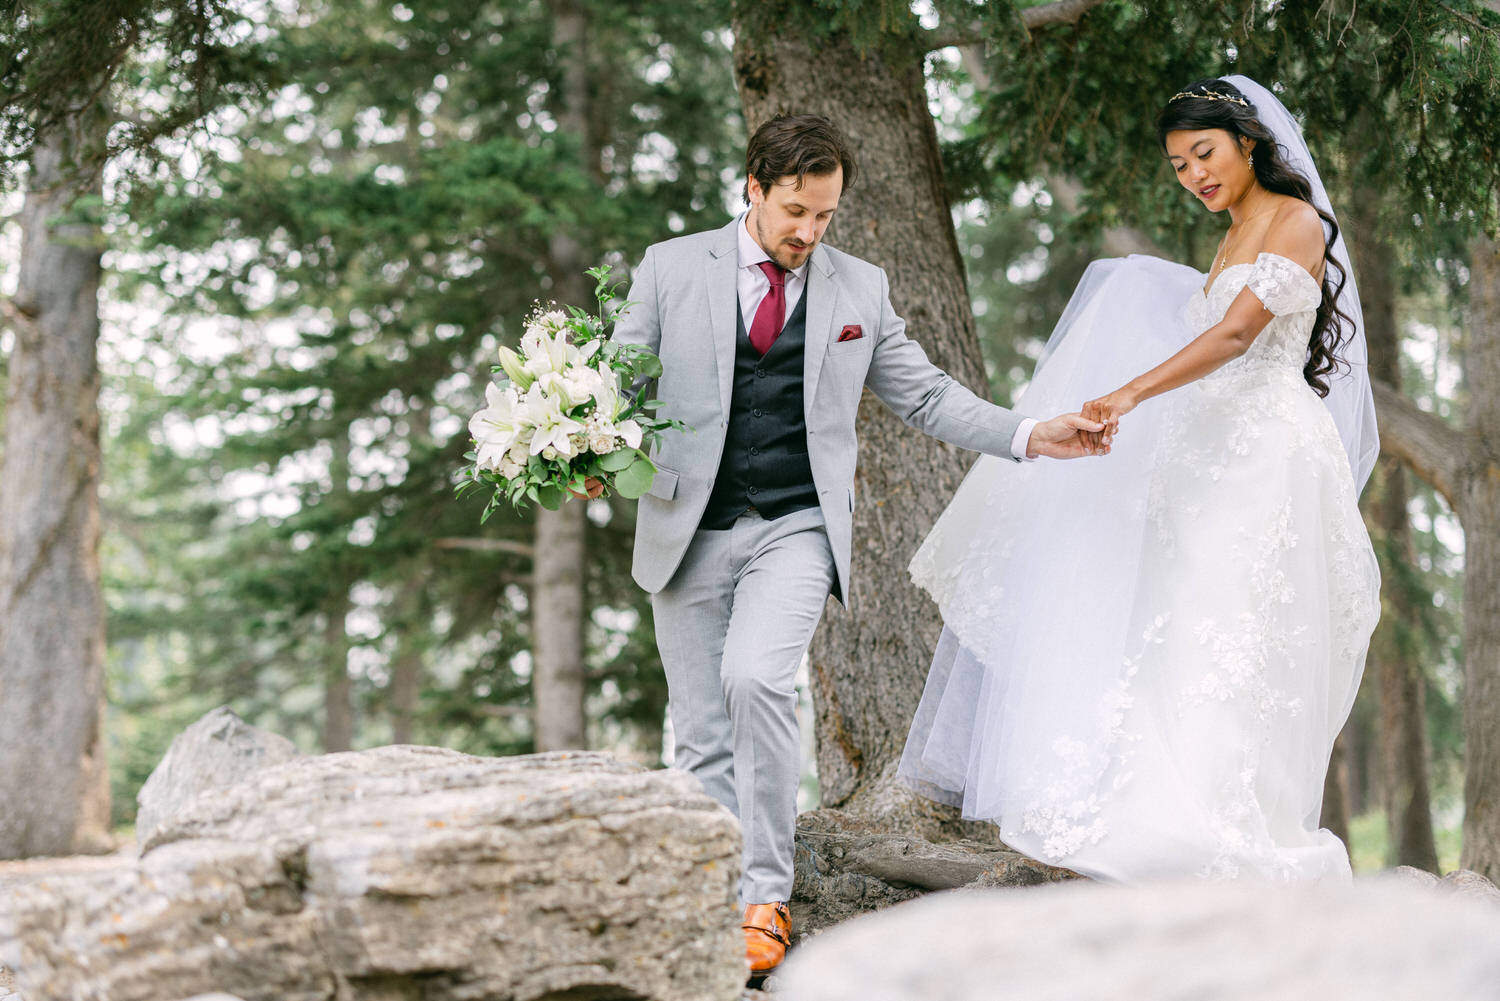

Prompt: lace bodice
[{"left": 1189, "top": 252, "right": 1321, "bottom": 380}]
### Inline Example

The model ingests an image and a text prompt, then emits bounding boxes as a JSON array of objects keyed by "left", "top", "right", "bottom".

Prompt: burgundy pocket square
[{"left": 837, "top": 324, "right": 863, "bottom": 342}]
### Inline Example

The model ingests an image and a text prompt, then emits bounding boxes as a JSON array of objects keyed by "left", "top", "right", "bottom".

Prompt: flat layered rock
[
  {"left": 1, "top": 742, "right": 745, "bottom": 1001},
  {"left": 779, "top": 876, "right": 1500, "bottom": 1001},
  {"left": 790, "top": 809, "right": 1076, "bottom": 942}
]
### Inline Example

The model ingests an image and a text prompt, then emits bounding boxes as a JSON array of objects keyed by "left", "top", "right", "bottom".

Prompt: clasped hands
[{"left": 1028, "top": 384, "right": 1140, "bottom": 460}]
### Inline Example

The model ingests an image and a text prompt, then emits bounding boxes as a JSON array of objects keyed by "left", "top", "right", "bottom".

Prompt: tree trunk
[
  {"left": 532, "top": 504, "right": 588, "bottom": 750},
  {"left": 1460, "top": 233, "right": 1500, "bottom": 880},
  {"left": 529, "top": 0, "right": 592, "bottom": 753},
  {"left": 324, "top": 586, "right": 353, "bottom": 753},
  {"left": 390, "top": 637, "right": 421, "bottom": 745},
  {"left": 0, "top": 118, "right": 112, "bottom": 858},
  {"left": 1320, "top": 731, "right": 1351, "bottom": 848},
  {"left": 1348, "top": 706, "right": 1377, "bottom": 818},
  {"left": 389, "top": 549, "right": 429, "bottom": 748},
  {"left": 734, "top": 19, "right": 998, "bottom": 837},
  {"left": 1351, "top": 188, "right": 1440, "bottom": 872},
  {"left": 324, "top": 434, "right": 354, "bottom": 753},
  {"left": 1373, "top": 461, "right": 1439, "bottom": 871}
]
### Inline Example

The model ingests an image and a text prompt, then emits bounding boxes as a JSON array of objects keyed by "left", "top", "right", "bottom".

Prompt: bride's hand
[{"left": 1082, "top": 387, "right": 1140, "bottom": 445}]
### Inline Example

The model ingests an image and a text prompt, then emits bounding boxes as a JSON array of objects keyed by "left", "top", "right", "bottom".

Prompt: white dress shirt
[
  {"left": 737, "top": 212, "right": 809, "bottom": 329},
  {"left": 736, "top": 213, "right": 1036, "bottom": 461}
]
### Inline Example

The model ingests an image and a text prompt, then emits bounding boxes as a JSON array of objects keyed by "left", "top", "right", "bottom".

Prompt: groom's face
[{"left": 747, "top": 167, "right": 843, "bottom": 271}]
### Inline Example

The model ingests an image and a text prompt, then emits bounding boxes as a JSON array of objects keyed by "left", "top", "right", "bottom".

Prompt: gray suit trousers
[{"left": 650, "top": 506, "right": 834, "bottom": 904}]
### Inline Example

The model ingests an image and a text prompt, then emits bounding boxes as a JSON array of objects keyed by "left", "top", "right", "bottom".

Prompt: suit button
[
  {"left": 748, "top": 486, "right": 760, "bottom": 495},
  {"left": 752, "top": 408, "right": 764, "bottom": 417},
  {"left": 755, "top": 369, "right": 767, "bottom": 378},
  {"left": 750, "top": 447, "right": 761, "bottom": 456}
]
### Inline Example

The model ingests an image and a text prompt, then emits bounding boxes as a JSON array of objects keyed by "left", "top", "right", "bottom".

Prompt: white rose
[
  {"left": 589, "top": 433, "right": 617, "bottom": 455},
  {"left": 560, "top": 368, "right": 604, "bottom": 408},
  {"left": 542, "top": 446, "right": 559, "bottom": 461},
  {"left": 499, "top": 457, "right": 523, "bottom": 479}
]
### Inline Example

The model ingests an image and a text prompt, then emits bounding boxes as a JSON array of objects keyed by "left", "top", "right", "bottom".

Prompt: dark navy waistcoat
[{"left": 699, "top": 287, "right": 818, "bottom": 530}]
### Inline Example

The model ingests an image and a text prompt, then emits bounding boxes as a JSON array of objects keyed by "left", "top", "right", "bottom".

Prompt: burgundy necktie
[{"left": 748, "top": 261, "right": 787, "bottom": 355}]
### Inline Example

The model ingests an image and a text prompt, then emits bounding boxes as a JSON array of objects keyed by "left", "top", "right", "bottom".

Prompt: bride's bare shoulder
[{"left": 1260, "top": 197, "right": 1325, "bottom": 277}]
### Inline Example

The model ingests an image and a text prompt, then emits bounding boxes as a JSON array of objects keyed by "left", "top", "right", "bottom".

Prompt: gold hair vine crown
[{"left": 1169, "top": 89, "right": 1250, "bottom": 108}]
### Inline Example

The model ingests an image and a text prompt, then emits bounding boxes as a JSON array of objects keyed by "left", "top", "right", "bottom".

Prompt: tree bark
[
  {"left": 529, "top": 0, "right": 593, "bottom": 753},
  {"left": 1460, "top": 233, "right": 1500, "bottom": 880},
  {"left": 1372, "top": 459, "right": 1439, "bottom": 871},
  {"left": 324, "top": 589, "right": 353, "bottom": 752},
  {"left": 389, "top": 564, "right": 426, "bottom": 747},
  {"left": 324, "top": 434, "right": 354, "bottom": 753},
  {"left": 1384, "top": 234, "right": 1500, "bottom": 880},
  {"left": 532, "top": 504, "right": 588, "bottom": 750},
  {"left": 1351, "top": 187, "right": 1439, "bottom": 872},
  {"left": 734, "top": 18, "right": 1000, "bottom": 837},
  {"left": 1320, "top": 731, "right": 1351, "bottom": 848},
  {"left": 390, "top": 625, "right": 421, "bottom": 746},
  {"left": 0, "top": 117, "right": 112, "bottom": 858}
]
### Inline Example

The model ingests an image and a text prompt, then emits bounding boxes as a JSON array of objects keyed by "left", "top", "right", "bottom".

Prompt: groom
[{"left": 603, "top": 114, "right": 1104, "bottom": 980}]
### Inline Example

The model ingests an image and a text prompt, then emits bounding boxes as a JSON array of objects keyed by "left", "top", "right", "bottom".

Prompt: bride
[{"left": 900, "top": 75, "right": 1381, "bottom": 882}]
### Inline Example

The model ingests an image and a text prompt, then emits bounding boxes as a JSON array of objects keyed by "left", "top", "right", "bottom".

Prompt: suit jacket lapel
[
  {"left": 707, "top": 220, "right": 740, "bottom": 415},
  {"left": 803, "top": 245, "right": 838, "bottom": 411}
]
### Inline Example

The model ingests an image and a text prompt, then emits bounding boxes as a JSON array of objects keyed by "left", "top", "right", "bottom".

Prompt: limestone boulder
[
  {"left": 134, "top": 706, "right": 300, "bottom": 847},
  {"left": 779, "top": 876, "right": 1500, "bottom": 1001},
  {"left": 1441, "top": 867, "right": 1500, "bottom": 904},
  {"left": 1, "top": 743, "right": 745, "bottom": 1001}
]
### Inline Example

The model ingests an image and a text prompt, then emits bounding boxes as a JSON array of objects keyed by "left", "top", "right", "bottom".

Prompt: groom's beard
[{"left": 752, "top": 209, "right": 814, "bottom": 271}]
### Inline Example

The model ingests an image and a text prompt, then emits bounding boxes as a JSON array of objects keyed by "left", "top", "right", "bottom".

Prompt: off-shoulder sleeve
[{"left": 1245, "top": 251, "right": 1322, "bottom": 316}]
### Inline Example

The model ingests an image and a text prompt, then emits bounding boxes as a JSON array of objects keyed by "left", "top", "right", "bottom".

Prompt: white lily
[
  {"left": 590, "top": 363, "right": 622, "bottom": 419},
  {"left": 526, "top": 385, "right": 585, "bottom": 459},
  {"left": 469, "top": 383, "right": 525, "bottom": 471},
  {"left": 497, "top": 345, "right": 533, "bottom": 390},
  {"left": 521, "top": 322, "right": 579, "bottom": 379}
]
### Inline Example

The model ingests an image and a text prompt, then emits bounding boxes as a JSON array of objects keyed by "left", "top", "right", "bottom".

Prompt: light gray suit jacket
[{"left": 614, "top": 217, "right": 1024, "bottom": 604}]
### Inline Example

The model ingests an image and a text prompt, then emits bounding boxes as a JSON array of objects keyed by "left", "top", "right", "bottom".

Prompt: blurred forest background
[{"left": 1, "top": 0, "right": 1498, "bottom": 878}]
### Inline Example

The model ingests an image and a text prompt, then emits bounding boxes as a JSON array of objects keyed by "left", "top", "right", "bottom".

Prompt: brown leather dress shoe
[{"left": 743, "top": 901, "right": 792, "bottom": 982}]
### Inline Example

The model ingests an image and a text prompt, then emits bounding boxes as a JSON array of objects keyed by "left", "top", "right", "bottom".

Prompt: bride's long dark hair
[{"left": 1156, "top": 78, "right": 1353, "bottom": 398}]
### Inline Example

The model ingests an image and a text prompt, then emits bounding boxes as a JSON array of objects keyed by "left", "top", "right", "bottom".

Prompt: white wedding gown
[{"left": 901, "top": 251, "right": 1381, "bottom": 882}]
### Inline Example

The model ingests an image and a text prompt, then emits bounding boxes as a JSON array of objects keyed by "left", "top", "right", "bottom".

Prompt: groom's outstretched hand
[{"left": 1026, "top": 413, "right": 1110, "bottom": 459}]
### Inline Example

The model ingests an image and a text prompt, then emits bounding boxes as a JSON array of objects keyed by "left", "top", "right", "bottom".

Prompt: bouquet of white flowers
[{"left": 459, "top": 267, "right": 681, "bottom": 520}]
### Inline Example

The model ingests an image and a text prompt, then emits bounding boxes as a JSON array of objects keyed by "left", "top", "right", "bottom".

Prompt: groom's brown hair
[{"left": 744, "top": 113, "right": 857, "bottom": 203}]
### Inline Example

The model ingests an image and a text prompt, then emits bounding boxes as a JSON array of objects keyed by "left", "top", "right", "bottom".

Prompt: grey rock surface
[
  {"left": 1390, "top": 864, "right": 1441, "bottom": 888},
  {"left": 1441, "top": 867, "right": 1500, "bottom": 904},
  {"left": 2, "top": 740, "right": 745, "bottom": 1001},
  {"left": 791, "top": 809, "right": 1076, "bottom": 943},
  {"left": 134, "top": 706, "right": 299, "bottom": 847},
  {"left": 779, "top": 877, "right": 1500, "bottom": 1001}
]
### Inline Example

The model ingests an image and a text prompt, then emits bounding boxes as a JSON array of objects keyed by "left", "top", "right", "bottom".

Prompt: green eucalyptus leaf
[
  {"left": 598, "top": 448, "right": 636, "bottom": 472},
  {"left": 613, "top": 456, "right": 656, "bottom": 499}
]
